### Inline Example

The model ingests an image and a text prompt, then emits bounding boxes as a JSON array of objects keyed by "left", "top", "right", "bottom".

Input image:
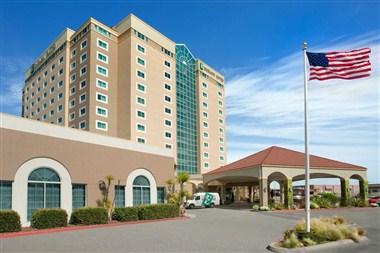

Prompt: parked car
[
  {"left": 368, "top": 196, "right": 380, "bottom": 205},
  {"left": 185, "top": 192, "right": 220, "bottom": 209}
]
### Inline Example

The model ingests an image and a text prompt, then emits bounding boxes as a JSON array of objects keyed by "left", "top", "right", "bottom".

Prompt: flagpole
[{"left": 303, "top": 42, "right": 311, "bottom": 233}]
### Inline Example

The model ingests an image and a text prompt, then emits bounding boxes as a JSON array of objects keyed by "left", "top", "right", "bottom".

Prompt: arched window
[
  {"left": 27, "top": 168, "right": 61, "bottom": 220},
  {"left": 133, "top": 175, "right": 150, "bottom": 206}
]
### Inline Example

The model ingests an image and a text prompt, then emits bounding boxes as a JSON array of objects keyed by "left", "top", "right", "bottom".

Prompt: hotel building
[{"left": 22, "top": 14, "right": 226, "bottom": 175}]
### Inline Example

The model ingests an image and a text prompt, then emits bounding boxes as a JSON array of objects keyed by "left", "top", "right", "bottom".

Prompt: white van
[{"left": 185, "top": 192, "right": 220, "bottom": 209}]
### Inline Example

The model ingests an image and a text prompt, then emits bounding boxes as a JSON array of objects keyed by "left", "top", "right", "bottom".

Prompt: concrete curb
[
  {"left": 267, "top": 236, "right": 368, "bottom": 252},
  {"left": 271, "top": 207, "right": 374, "bottom": 213},
  {"left": 0, "top": 216, "right": 189, "bottom": 239}
]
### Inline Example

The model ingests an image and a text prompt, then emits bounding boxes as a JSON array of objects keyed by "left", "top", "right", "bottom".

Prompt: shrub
[
  {"left": 31, "top": 209, "right": 67, "bottom": 229},
  {"left": 112, "top": 207, "right": 139, "bottom": 222},
  {"left": 0, "top": 210, "right": 21, "bottom": 233},
  {"left": 252, "top": 205, "right": 259, "bottom": 211},
  {"left": 350, "top": 197, "right": 368, "bottom": 207},
  {"left": 270, "top": 203, "right": 284, "bottom": 210},
  {"left": 310, "top": 201, "right": 319, "bottom": 209},
  {"left": 70, "top": 207, "right": 108, "bottom": 225},
  {"left": 281, "top": 216, "right": 365, "bottom": 248},
  {"left": 138, "top": 204, "right": 179, "bottom": 220}
]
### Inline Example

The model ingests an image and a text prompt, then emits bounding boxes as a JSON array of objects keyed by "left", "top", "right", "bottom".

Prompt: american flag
[{"left": 306, "top": 48, "right": 371, "bottom": 81}]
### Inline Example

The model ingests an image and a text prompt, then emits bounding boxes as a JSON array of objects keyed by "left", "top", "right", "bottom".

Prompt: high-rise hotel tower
[{"left": 22, "top": 14, "right": 226, "bottom": 175}]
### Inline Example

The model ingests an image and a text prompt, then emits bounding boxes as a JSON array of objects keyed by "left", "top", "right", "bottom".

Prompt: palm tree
[{"left": 176, "top": 172, "right": 190, "bottom": 206}]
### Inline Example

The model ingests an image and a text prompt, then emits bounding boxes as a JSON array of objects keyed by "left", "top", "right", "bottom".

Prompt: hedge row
[
  {"left": 31, "top": 209, "right": 68, "bottom": 229},
  {"left": 70, "top": 207, "right": 108, "bottom": 225},
  {"left": 0, "top": 210, "right": 21, "bottom": 233},
  {"left": 113, "top": 204, "right": 179, "bottom": 221},
  {"left": 0, "top": 204, "right": 179, "bottom": 233}
]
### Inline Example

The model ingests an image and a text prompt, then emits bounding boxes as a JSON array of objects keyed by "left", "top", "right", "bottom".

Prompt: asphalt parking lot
[{"left": 1, "top": 207, "right": 379, "bottom": 252}]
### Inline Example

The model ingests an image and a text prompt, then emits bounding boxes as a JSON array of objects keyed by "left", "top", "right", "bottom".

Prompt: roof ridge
[{"left": 261, "top": 146, "right": 276, "bottom": 164}]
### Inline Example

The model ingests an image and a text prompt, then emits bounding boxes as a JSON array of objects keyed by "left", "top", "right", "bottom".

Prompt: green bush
[
  {"left": 310, "top": 201, "right": 320, "bottom": 209},
  {"left": 31, "top": 209, "right": 67, "bottom": 229},
  {"left": 281, "top": 216, "right": 365, "bottom": 248},
  {"left": 350, "top": 197, "right": 368, "bottom": 207},
  {"left": 70, "top": 207, "right": 108, "bottom": 225},
  {"left": 138, "top": 204, "right": 179, "bottom": 220},
  {"left": 0, "top": 210, "right": 21, "bottom": 233},
  {"left": 112, "top": 207, "right": 139, "bottom": 222},
  {"left": 270, "top": 203, "right": 284, "bottom": 210}
]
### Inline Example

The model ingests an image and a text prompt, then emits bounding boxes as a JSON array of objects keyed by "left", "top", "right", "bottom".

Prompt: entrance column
[
  {"left": 359, "top": 179, "right": 368, "bottom": 203},
  {"left": 284, "top": 178, "right": 293, "bottom": 209},
  {"left": 259, "top": 177, "right": 268, "bottom": 207},
  {"left": 220, "top": 184, "right": 226, "bottom": 205},
  {"left": 279, "top": 182, "right": 284, "bottom": 205},
  {"left": 340, "top": 178, "right": 350, "bottom": 207}
]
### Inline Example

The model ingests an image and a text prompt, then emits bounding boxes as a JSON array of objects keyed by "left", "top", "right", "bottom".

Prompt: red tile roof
[{"left": 205, "top": 146, "right": 366, "bottom": 175}]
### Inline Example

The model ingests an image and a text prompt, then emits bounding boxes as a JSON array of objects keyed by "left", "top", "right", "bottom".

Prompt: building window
[
  {"left": 95, "top": 25, "right": 112, "bottom": 38},
  {"left": 137, "top": 70, "right": 145, "bottom": 79},
  {"left": 220, "top": 156, "right": 224, "bottom": 161},
  {"left": 58, "top": 92, "right": 63, "bottom": 100},
  {"left": 218, "top": 91, "right": 223, "bottom": 97},
  {"left": 114, "top": 185, "right": 125, "bottom": 207},
  {"left": 50, "top": 87, "right": 55, "bottom": 94},
  {"left": 58, "top": 80, "right": 64, "bottom": 88},
  {"left": 96, "top": 106, "right": 108, "bottom": 117},
  {"left": 69, "top": 112, "right": 75, "bottom": 121},
  {"left": 220, "top": 146, "right": 224, "bottom": 152},
  {"left": 96, "top": 92, "right": 108, "bottom": 103},
  {"left": 137, "top": 96, "right": 145, "bottom": 105},
  {"left": 157, "top": 187, "right": 165, "bottom": 204},
  {"left": 164, "top": 60, "right": 171, "bottom": 68},
  {"left": 97, "top": 52, "right": 108, "bottom": 64},
  {"left": 164, "top": 107, "right": 172, "bottom": 115},
  {"left": 164, "top": 83, "right": 171, "bottom": 91},
  {"left": 59, "top": 68, "right": 64, "bottom": 76},
  {"left": 27, "top": 168, "right": 60, "bottom": 220},
  {"left": 203, "top": 122, "right": 208, "bottom": 128},
  {"left": 79, "top": 107, "right": 86, "bottom": 117},
  {"left": 57, "top": 117, "right": 63, "bottom": 124},
  {"left": 202, "top": 82, "right": 208, "bottom": 88},
  {"left": 71, "top": 49, "right": 76, "bottom": 58},
  {"left": 70, "top": 61, "right": 76, "bottom": 70},
  {"left": 80, "top": 66, "right": 87, "bottom": 76},
  {"left": 79, "top": 121, "right": 86, "bottom": 129},
  {"left": 80, "top": 53, "right": 87, "bottom": 63},
  {"left": 137, "top": 57, "right": 145, "bottom": 66},
  {"left": 71, "top": 74, "right": 76, "bottom": 83},
  {"left": 164, "top": 96, "right": 171, "bottom": 103},
  {"left": 80, "top": 40, "right": 87, "bottom": 50},
  {"left": 72, "top": 184, "right": 86, "bottom": 209},
  {"left": 203, "top": 112, "right": 208, "bottom": 118},
  {"left": 97, "top": 65, "right": 108, "bottom": 77},
  {"left": 165, "top": 131, "right": 172, "bottom": 139},
  {"left": 164, "top": 72, "right": 171, "bottom": 79},
  {"left": 203, "top": 102, "right": 208, "bottom": 108},
  {"left": 204, "top": 152, "right": 209, "bottom": 158},
  {"left": 137, "top": 110, "right": 145, "bottom": 119},
  {"left": 137, "top": 83, "right": 145, "bottom": 93},
  {"left": 0, "top": 181, "right": 12, "bottom": 210},
  {"left": 59, "top": 57, "right": 64, "bottom": 64},
  {"left": 204, "top": 163, "right": 209, "bottom": 168},
  {"left": 97, "top": 38, "right": 108, "bottom": 51},
  {"left": 137, "top": 137, "right": 145, "bottom": 144},
  {"left": 96, "top": 78, "right": 108, "bottom": 90},
  {"left": 80, "top": 93, "right": 86, "bottom": 103},
  {"left": 202, "top": 92, "right": 208, "bottom": 98},
  {"left": 164, "top": 119, "right": 172, "bottom": 127},
  {"left": 137, "top": 123, "right": 146, "bottom": 132},
  {"left": 96, "top": 120, "right": 108, "bottom": 131},
  {"left": 203, "top": 132, "right": 209, "bottom": 138},
  {"left": 50, "top": 98, "right": 55, "bottom": 105},
  {"left": 133, "top": 176, "right": 150, "bottom": 206},
  {"left": 137, "top": 44, "right": 145, "bottom": 54},
  {"left": 204, "top": 142, "right": 209, "bottom": 148},
  {"left": 80, "top": 80, "right": 87, "bottom": 89}
]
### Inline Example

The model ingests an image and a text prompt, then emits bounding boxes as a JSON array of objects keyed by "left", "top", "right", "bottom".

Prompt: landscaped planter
[
  {"left": 267, "top": 236, "right": 368, "bottom": 253},
  {"left": 267, "top": 216, "right": 367, "bottom": 252}
]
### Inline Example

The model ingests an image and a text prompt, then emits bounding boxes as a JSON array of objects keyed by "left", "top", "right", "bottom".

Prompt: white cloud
[
  {"left": 224, "top": 32, "right": 380, "bottom": 183},
  {"left": 0, "top": 57, "right": 31, "bottom": 115}
]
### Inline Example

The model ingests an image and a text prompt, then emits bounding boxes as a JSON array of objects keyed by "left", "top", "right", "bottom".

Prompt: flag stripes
[{"left": 306, "top": 48, "right": 371, "bottom": 81}]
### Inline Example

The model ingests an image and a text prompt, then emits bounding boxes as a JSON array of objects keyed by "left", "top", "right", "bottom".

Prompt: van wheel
[
  {"left": 189, "top": 204, "right": 195, "bottom": 209},
  {"left": 210, "top": 203, "right": 215, "bottom": 208}
]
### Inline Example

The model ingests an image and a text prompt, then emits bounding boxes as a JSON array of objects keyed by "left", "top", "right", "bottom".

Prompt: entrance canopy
[{"left": 203, "top": 146, "right": 367, "bottom": 207}]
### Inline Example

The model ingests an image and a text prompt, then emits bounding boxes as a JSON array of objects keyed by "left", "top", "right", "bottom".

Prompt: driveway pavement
[{"left": 1, "top": 207, "right": 379, "bottom": 252}]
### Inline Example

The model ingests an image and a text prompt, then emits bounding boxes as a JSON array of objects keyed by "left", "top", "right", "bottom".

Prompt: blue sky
[{"left": 1, "top": 1, "right": 379, "bottom": 183}]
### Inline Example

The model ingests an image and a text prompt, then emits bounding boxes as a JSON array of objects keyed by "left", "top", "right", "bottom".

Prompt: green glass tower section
[{"left": 176, "top": 45, "right": 198, "bottom": 174}]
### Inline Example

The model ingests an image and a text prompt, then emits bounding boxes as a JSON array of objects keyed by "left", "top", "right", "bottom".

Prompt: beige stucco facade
[
  {"left": 0, "top": 113, "right": 175, "bottom": 226},
  {"left": 22, "top": 14, "right": 225, "bottom": 175}
]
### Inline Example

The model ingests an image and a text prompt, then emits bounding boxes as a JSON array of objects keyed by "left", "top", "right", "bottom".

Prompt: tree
[
  {"left": 97, "top": 175, "right": 114, "bottom": 221},
  {"left": 176, "top": 172, "right": 190, "bottom": 206}
]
